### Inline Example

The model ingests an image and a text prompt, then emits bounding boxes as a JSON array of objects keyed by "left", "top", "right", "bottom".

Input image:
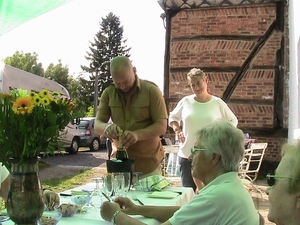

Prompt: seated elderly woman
[
  {"left": 0, "top": 163, "right": 59, "bottom": 210},
  {"left": 100, "top": 120, "right": 260, "bottom": 225},
  {"left": 267, "top": 141, "right": 300, "bottom": 225}
]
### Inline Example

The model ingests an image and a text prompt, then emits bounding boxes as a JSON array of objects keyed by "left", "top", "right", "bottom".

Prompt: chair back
[{"left": 239, "top": 143, "right": 268, "bottom": 182}]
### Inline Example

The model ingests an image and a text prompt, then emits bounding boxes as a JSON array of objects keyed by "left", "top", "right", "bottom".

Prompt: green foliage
[
  {"left": 86, "top": 106, "right": 94, "bottom": 117},
  {"left": 0, "top": 89, "right": 76, "bottom": 169},
  {"left": 45, "top": 60, "right": 69, "bottom": 88},
  {"left": 81, "top": 12, "right": 131, "bottom": 110},
  {"left": 4, "top": 51, "right": 44, "bottom": 76}
]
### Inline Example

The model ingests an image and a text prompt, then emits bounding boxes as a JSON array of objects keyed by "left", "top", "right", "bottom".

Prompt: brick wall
[{"left": 165, "top": 2, "right": 288, "bottom": 163}]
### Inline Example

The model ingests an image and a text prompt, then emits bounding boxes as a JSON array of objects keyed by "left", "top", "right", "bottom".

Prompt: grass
[{"left": 40, "top": 163, "right": 107, "bottom": 192}]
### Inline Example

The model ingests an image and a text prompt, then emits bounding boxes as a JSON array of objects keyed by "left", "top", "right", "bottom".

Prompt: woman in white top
[{"left": 169, "top": 68, "right": 238, "bottom": 191}]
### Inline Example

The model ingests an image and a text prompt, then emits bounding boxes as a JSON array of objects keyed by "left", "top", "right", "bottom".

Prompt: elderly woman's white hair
[{"left": 195, "top": 119, "right": 245, "bottom": 172}]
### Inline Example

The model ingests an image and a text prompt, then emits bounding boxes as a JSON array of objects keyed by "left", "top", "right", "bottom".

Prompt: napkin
[
  {"left": 147, "top": 191, "right": 179, "bottom": 199},
  {"left": 139, "top": 175, "right": 171, "bottom": 191},
  {"left": 70, "top": 190, "right": 88, "bottom": 195}
]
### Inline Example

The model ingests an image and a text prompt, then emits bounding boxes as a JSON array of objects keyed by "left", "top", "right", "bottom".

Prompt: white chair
[{"left": 239, "top": 143, "right": 268, "bottom": 198}]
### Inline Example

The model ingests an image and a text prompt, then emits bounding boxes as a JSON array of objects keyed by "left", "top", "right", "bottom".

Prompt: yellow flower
[
  {"left": 41, "top": 97, "right": 50, "bottom": 106},
  {"left": 39, "top": 89, "right": 49, "bottom": 97},
  {"left": 32, "top": 95, "right": 42, "bottom": 105},
  {"left": 0, "top": 88, "right": 76, "bottom": 166},
  {"left": 12, "top": 96, "right": 33, "bottom": 115}
]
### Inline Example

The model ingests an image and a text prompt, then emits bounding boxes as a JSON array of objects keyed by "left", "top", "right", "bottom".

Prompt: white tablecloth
[{"left": 3, "top": 182, "right": 194, "bottom": 225}]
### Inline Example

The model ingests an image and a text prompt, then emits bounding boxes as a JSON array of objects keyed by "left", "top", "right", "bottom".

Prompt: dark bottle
[{"left": 116, "top": 148, "right": 129, "bottom": 161}]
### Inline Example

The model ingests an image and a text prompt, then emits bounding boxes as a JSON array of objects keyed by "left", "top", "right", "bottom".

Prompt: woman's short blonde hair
[{"left": 187, "top": 68, "right": 207, "bottom": 79}]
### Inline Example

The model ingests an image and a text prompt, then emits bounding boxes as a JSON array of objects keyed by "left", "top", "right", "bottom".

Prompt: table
[{"left": 3, "top": 183, "right": 194, "bottom": 225}]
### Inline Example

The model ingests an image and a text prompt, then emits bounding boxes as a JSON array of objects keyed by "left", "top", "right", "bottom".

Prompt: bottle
[
  {"left": 175, "top": 134, "right": 179, "bottom": 145},
  {"left": 115, "top": 128, "right": 129, "bottom": 161},
  {"left": 116, "top": 147, "right": 129, "bottom": 161}
]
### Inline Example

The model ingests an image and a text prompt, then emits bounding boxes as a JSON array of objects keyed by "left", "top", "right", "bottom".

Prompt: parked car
[
  {"left": 59, "top": 122, "right": 81, "bottom": 154},
  {"left": 78, "top": 117, "right": 106, "bottom": 151}
]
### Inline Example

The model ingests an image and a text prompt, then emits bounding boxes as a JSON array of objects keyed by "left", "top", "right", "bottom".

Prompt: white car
[{"left": 59, "top": 122, "right": 81, "bottom": 154}]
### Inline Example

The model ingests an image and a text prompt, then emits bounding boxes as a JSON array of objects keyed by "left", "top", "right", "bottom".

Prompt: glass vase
[{"left": 6, "top": 157, "right": 44, "bottom": 225}]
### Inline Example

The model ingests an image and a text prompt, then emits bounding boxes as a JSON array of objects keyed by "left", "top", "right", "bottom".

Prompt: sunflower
[
  {"left": 12, "top": 96, "right": 34, "bottom": 115},
  {"left": 41, "top": 97, "right": 50, "bottom": 106},
  {"left": 32, "top": 95, "right": 42, "bottom": 105},
  {"left": 39, "top": 89, "right": 49, "bottom": 97}
]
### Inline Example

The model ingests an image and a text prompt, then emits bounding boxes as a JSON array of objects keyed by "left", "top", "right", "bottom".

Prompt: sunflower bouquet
[{"left": 0, "top": 88, "right": 75, "bottom": 168}]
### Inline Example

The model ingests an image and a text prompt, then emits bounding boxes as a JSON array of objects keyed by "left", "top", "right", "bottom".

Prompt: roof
[{"left": 0, "top": 0, "right": 74, "bottom": 36}]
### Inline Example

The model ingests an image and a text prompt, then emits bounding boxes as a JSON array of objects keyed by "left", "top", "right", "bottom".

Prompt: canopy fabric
[{"left": 0, "top": 0, "right": 74, "bottom": 36}]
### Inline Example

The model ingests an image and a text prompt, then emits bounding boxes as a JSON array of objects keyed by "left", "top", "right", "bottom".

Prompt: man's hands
[
  {"left": 104, "top": 124, "right": 138, "bottom": 149},
  {"left": 43, "top": 190, "right": 60, "bottom": 210},
  {"left": 121, "top": 131, "right": 138, "bottom": 149}
]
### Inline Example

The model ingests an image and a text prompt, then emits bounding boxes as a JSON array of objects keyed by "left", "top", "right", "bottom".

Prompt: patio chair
[{"left": 239, "top": 142, "right": 268, "bottom": 199}]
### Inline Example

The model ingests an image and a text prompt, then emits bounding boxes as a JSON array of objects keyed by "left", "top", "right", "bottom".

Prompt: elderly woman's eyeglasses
[
  {"left": 266, "top": 173, "right": 298, "bottom": 186},
  {"left": 191, "top": 147, "right": 208, "bottom": 156}
]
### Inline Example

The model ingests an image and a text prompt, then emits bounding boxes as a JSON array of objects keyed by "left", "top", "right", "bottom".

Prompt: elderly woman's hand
[
  {"left": 100, "top": 201, "right": 121, "bottom": 222},
  {"left": 43, "top": 189, "right": 60, "bottom": 210},
  {"left": 114, "top": 197, "right": 139, "bottom": 215}
]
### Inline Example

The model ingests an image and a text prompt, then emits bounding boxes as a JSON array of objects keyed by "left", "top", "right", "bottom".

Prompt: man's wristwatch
[{"left": 111, "top": 210, "right": 121, "bottom": 225}]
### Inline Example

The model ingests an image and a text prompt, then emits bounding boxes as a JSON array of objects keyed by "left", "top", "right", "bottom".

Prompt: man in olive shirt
[{"left": 95, "top": 56, "right": 168, "bottom": 177}]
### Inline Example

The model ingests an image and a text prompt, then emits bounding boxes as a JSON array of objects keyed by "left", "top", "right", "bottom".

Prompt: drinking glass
[
  {"left": 80, "top": 189, "right": 97, "bottom": 213},
  {"left": 131, "top": 172, "right": 144, "bottom": 191},
  {"left": 122, "top": 172, "right": 131, "bottom": 197},
  {"left": 102, "top": 174, "right": 114, "bottom": 201},
  {"left": 112, "top": 173, "right": 125, "bottom": 197},
  {"left": 92, "top": 177, "right": 103, "bottom": 208}
]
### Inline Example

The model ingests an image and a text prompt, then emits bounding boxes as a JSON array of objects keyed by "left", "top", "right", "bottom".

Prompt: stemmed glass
[
  {"left": 122, "top": 172, "right": 131, "bottom": 197},
  {"left": 92, "top": 177, "right": 103, "bottom": 208},
  {"left": 112, "top": 173, "right": 125, "bottom": 198},
  {"left": 131, "top": 172, "right": 144, "bottom": 192},
  {"left": 102, "top": 174, "right": 114, "bottom": 201},
  {"left": 80, "top": 189, "right": 97, "bottom": 213}
]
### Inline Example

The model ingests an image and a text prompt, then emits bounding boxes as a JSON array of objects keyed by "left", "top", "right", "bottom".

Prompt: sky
[{"left": 0, "top": 0, "right": 166, "bottom": 91}]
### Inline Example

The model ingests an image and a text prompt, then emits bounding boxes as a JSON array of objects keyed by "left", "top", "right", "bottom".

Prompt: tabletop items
[{"left": 2, "top": 181, "right": 194, "bottom": 225}]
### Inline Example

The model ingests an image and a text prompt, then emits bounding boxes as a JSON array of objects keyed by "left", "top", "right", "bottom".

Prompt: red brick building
[{"left": 158, "top": 0, "right": 289, "bottom": 171}]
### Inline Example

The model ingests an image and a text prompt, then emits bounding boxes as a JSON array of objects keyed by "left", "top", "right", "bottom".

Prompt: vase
[{"left": 6, "top": 157, "right": 44, "bottom": 225}]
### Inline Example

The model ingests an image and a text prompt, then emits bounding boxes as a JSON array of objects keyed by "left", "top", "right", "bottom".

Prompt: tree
[
  {"left": 81, "top": 12, "right": 131, "bottom": 114},
  {"left": 44, "top": 60, "right": 69, "bottom": 88},
  {"left": 4, "top": 51, "right": 44, "bottom": 76}
]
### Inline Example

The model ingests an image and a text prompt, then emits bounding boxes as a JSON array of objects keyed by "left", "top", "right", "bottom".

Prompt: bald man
[{"left": 95, "top": 56, "right": 168, "bottom": 178}]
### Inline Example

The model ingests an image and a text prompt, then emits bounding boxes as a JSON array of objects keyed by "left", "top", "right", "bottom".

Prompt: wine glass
[
  {"left": 102, "top": 174, "right": 114, "bottom": 201},
  {"left": 112, "top": 173, "right": 125, "bottom": 197},
  {"left": 80, "top": 189, "right": 97, "bottom": 213},
  {"left": 92, "top": 177, "right": 103, "bottom": 208},
  {"left": 131, "top": 172, "right": 144, "bottom": 192},
  {"left": 122, "top": 172, "right": 131, "bottom": 197}
]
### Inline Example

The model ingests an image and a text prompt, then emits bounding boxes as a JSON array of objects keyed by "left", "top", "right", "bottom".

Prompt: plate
[
  {"left": 0, "top": 215, "right": 10, "bottom": 222},
  {"left": 147, "top": 191, "right": 179, "bottom": 199}
]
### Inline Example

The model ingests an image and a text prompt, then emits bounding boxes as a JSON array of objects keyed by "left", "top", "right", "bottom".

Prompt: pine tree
[{"left": 81, "top": 12, "right": 131, "bottom": 113}]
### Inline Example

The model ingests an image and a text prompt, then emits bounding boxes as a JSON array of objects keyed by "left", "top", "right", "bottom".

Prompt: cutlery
[
  {"left": 101, "top": 192, "right": 111, "bottom": 202},
  {"left": 132, "top": 194, "right": 144, "bottom": 205},
  {"left": 59, "top": 193, "right": 72, "bottom": 196}
]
